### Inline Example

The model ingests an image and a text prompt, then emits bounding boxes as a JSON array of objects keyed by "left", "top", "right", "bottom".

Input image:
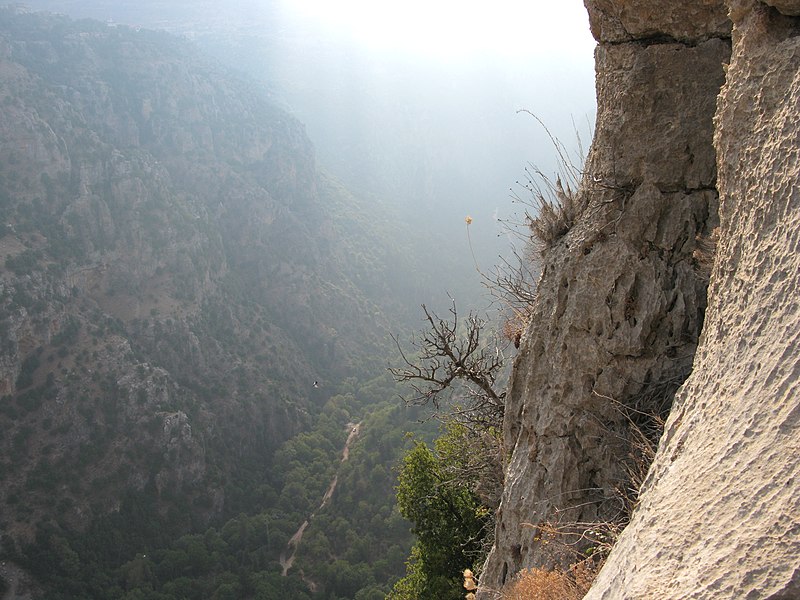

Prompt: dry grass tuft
[
  {"left": 501, "top": 309, "right": 530, "bottom": 349},
  {"left": 510, "top": 111, "right": 589, "bottom": 255},
  {"left": 500, "top": 560, "right": 599, "bottom": 600},
  {"left": 526, "top": 176, "right": 587, "bottom": 253},
  {"left": 621, "top": 413, "right": 662, "bottom": 506},
  {"left": 692, "top": 226, "right": 719, "bottom": 279}
]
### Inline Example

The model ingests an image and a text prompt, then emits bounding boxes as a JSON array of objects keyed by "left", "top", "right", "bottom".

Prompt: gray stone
[
  {"left": 586, "top": 1, "right": 800, "bottom": 597},
  {"left": 589, "top": 39, "right": 729, "bottom": 191},
  {"left": 477, "top": 24, "right": 726, "bottom": 588},
  {"left": 584, "top": 0, "right": 731, "bottom": 43},
  {"left": 481, "top": 0, "right": 800, "bottom": 598}
]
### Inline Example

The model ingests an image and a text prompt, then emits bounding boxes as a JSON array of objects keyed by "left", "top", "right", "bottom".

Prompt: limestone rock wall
[
  {"left": 477, "top": 2, "right": 730, "bottom": 594},
  {"left": 481, "top": 0, "right": 800, "bottom": 598},
  {"left": 586, "top": 0, "right": 731, "bottom": 42},
  {"left": 586, "top": 1, "right": 800, "bottom": 598}
]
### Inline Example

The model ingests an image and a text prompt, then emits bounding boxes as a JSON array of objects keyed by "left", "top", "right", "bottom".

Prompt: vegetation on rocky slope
[{"left": 0, "top": 9, "right": 436, "bottom": 598}]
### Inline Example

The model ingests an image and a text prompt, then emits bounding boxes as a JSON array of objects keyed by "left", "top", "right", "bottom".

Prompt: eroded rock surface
[
  {"left": 764, "top": 0, "right": 800, "bottom": 16},
  {"left": 477, "top": 4, "right": 729, "bottom": 593},
  {"left": 482, "top": 0, "right": 800, "bottom": 598},
  {"left": 586, "top": 2, "right": 800, "bottom": 598},
  {"left": 585, "top": 0, "right": 730, "bottom": 43}
]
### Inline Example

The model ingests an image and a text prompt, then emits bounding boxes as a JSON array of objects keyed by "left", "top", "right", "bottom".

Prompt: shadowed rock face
[
  {"left": 764, "top": 0, "right": 800, "bottom": 16},
  {"left": 477, "top": 2, "right": 730, "bottom": 594},
  {"left": 586, "top": 2, "right": 800, "bottom": 598},
  {"left": 481, "top": 1, "right": 800, "bottom": 598}
]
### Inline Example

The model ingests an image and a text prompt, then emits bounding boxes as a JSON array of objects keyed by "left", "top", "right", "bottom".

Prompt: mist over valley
[{"left": 0, "top": 2, "right": 596, "bottom": 598}]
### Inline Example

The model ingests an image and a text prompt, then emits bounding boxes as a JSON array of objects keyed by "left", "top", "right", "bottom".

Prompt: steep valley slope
[{"left": 0, "top": 8, "right": 416, "bottom": 592}]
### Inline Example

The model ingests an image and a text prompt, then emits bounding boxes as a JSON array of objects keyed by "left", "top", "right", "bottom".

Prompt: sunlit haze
[
  {"left": 278, "top": 0, "right": 594, "bottom": 60},
  {"left": 14, "top": 0, "right": 599, "bottom": 305},
  {"left": 262, "top": 0, "right": 597, "bottom": 291},
  {"left": 0, "top": 5, "right": 602, "bottom": 596}
]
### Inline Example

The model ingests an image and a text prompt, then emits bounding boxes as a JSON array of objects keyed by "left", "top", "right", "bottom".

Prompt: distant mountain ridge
[{"left": 0, "top": 6, "right": 406, "bottom": 556}]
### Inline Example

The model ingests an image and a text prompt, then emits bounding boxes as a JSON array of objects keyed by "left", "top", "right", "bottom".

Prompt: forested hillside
[{"left": 0, "top": 8, "right": 434, "bottom": 598}]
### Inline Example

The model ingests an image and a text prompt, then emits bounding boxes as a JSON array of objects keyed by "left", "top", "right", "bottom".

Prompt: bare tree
[{"left": 389, "top": 300, "right": 506, "bottom": 430}]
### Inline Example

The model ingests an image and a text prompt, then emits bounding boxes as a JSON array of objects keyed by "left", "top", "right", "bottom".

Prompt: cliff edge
[
  {"left": 587, "top": 2, "right": 800, "bottom": 597},
  {"left": 480, "top": 1, "right": 800, "bottom": 598}
]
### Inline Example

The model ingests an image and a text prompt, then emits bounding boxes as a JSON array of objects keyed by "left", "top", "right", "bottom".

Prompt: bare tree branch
[{"left": 389, "top": 301, "right": 506, "bottom": 426}]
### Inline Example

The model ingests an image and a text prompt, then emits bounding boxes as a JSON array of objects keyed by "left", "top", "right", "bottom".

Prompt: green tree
[{"left": 391, "top": 439, "right": 490, "bottom": 599}]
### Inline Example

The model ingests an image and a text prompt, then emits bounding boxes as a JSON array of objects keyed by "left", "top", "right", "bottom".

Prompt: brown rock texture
[
  {"left": 764, "top": 0, "right": 800, "bottom": 16},
  {"left": 481, "top": 0, "right": 800, "bottom": 598},
  {"left": 586, "top": 2, "right": 800, "bottom": 598},
  {"left": 477, "top": 3, "right": 730, "bottom": 594},
  {"left": 585, "top": 0, "right": 731, "bottom": 42}
]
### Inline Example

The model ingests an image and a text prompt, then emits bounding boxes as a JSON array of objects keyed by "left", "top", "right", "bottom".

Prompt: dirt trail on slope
[{"left": 280, "top": 422, "right": 362, "bottom": 576}]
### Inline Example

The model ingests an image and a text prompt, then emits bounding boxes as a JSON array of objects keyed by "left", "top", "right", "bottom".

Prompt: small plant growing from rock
[{"left": 511, "top": 110, "right": 589, "bottom": 255}]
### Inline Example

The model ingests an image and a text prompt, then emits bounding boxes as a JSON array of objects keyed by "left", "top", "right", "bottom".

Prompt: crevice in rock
[
  {"left": 603, "top": 34, "right": 732, "bottom": 48},
  {"left": 769, "top": 7, "right": 800, "bottom": 37},
  {"left": 668, "top": 185, "right": 719, "bottom": 195}
]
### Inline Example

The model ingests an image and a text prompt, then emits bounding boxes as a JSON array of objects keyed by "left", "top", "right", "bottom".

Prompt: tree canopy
[{"left": 390, "top": 433, "right": 492, "bottom": 599}]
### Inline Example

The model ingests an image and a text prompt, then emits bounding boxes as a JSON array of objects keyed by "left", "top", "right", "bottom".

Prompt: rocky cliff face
[
  {"left": 586, "top": 2, "right": 800, "bottom": 597},
  {"left": 480, "top": 0, "right": 799, "bottom": 598}
]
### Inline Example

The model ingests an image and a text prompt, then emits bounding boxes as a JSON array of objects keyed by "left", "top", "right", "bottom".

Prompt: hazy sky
[
  {"left": 259, "top": 0, "right": 598, "bottom": 297},
  {"left": 264, "top": 0, "right": 597, "bottom": 168},
  {"left": 17, "top": 0, "right": 598, "bottom": 304},
  {"left": 276, "top": 0, "right": 595, "bottom": 61},
  {"left": 261, "top": 0, "right": 597, "bottom": 210}
]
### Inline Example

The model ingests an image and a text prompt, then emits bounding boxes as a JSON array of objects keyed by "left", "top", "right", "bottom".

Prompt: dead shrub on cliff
[
  {"left": 692, "top": 226, "right": 719, "bottom": 280},
  {"left": 485, "top": 246, "right": 540, "bottom": 350},
  {"left": 389, "top": 300, "right": 505, "bottom": 426},
  {"left": 623, "top": 377, "right": 679, "bottom": 501},
  {"left": 481, "top": 113, "right": 588, "bottom": 346},
  {"left": 511, "top": 110, "right": 589, "bottom": 255},
  {"left": 499, "top": 561, "right": 599, "bottom": 600},
  {"left": 389, "top": 299, "right": 508, "bottom": 519},
  {"left": 491, "top": 521, "right": 606, "bottom": 600},
  {"left": 618, "top": 412, "right": 663, "bottom": 512}
]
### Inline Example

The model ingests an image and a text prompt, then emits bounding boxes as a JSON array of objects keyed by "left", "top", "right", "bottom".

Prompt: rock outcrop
[
  {"left": 481, "top": 0, "right": 799, "bottom": 598},
  {"left": 586, "top": 2, "right": 800, "bottom": 597}
]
